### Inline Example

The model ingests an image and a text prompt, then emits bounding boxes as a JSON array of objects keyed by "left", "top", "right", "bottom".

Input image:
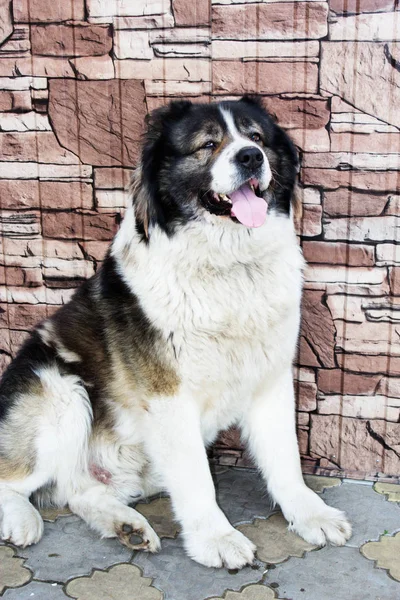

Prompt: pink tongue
[{"left": 229, "top": 183, "right": 268, "bottom": 228}]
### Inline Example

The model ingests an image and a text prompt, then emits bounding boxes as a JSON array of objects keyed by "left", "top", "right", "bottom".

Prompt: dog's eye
[
  {"left": 251, "top": 132, "right": 261, "bottom": 142},
  {"left": 203, "top": 141, "right": 217, "bottom": 150}
]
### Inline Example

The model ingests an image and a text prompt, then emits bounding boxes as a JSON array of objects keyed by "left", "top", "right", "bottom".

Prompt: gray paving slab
[
  {"left": 321, "top": 481, "right": 400, "bottom": 547},
  {"left": 15, "top": 515, "right": 132, "bottom": 583},
  {"left": 2, "top": 470, "right": 400, "bottom": 600},
  {"left": 2, "top": 581, "right": 67, "bottom": 599},
  {"left": 266, "top": 545, "right": 400, "bottom": 600},
  {"left": 214, "top": 468, "right": 277, "bottom": 525},
  {"left": 132, "top": 536, "right": 266, "bottom": 600}
]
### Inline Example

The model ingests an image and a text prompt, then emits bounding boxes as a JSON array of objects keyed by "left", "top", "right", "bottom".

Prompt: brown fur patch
[
  {"left": 107, "top": 346, "right": 179, "bottom": 412},
  {"left": 0, "top": 457, "right": 31, "bottom": 481}
]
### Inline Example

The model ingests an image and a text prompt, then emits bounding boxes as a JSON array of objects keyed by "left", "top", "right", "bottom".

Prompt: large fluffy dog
[{"left": 0, "top": 96, "right": 351, "bottom": 568}]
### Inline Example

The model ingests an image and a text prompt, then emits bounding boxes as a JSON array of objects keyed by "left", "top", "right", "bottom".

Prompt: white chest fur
[{"left": 112, "top": 209, "right": 304, "bottom": 438}]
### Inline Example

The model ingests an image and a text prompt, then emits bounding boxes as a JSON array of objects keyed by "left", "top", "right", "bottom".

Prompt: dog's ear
[
  {"left": 133, "top": 101, "right": 192, "bottom": 240},
  {"left": 271, "top": 124, "right": 300, "bottom": 213},
  {"left": 239, "top": 94, "right": 265, "bottom": 110}
]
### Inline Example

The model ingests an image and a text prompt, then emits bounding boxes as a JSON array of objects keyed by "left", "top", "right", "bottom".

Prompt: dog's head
[{"left": 132, "top": 96, "right": 299, "bottom": 239}]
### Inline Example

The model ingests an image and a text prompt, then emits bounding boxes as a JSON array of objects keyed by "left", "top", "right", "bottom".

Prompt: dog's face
[{"left": 133, "top": 96, "right": 299, "bottom": 238}]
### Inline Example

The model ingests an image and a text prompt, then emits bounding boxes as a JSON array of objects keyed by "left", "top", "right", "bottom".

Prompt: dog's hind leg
[
  {"left": 68, "top": 484, "right": 161, "bottom": 552},
  {"left": 0, "top": 365, "right": 93, "bottom": 547}
]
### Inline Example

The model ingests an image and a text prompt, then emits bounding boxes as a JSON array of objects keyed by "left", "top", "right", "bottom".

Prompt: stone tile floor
[{"left": 1, "top": 468, "right": 400, "bottom": 600}]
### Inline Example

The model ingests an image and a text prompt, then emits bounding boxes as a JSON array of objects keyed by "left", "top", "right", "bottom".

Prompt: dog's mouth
[{"left": 200, "top": 179, "right": 268, "bottom": 228}]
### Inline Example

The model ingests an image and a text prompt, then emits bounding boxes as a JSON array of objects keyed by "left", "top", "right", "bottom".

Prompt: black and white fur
[{"left": 0, "top": 97, "right": 351, "bottom": 568}]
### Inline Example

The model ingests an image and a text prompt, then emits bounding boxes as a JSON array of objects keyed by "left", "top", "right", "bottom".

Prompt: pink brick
[
  {"left": 0, "top": 132, "right": 80, "bottom": 164},
  {"left": 0, "top": 303, "right": 50, "bottom": 330},
  {"left": 297, "top": 428, "right": 309, "bottom": 456},
  {"left": 173, "top": 0, "right": 210, "bottom": 26},
  {"left": 0, "top": 181, "right": 93, "bottom": 210},
  {"left": 70, "top": 55, "right": 115, "bottom": 80},
  {"left": 13, "top": 0, "right": 85, "bottom": 22},
  {"left": 31, "top": 24, "right": 112, "bottom": 57},
  {"left": 94, "top": 168, "right": 134, "bottom": 189},
  {"left": 297, "top": 381, "right": 317, "bottom": 412},
  {"left": 81, "top": 241, "right": 110, "bottom": 262},
  {"left": 0, "top": 90, "right": 31, "bottom": 112},
  {"left": 49, "top": 79, "right": 147, "bottom": 167},
  {"left": 330, "top": 0, "right": 397, "bottom": 14},
  {"left": 42, "top": 212, "right": 117, "bottom": 241},
  {"left": 337, "top": 353, "right": 400, "bottom": 376},
  {"left": 213, "top": 61, "right": 318, "bottom": 95},
  {"left": 298, "top": 335, "right": 321, "bottom": 368},
  {"left": 318, "top": 369, "right": 380, "bottom": 395},
  {"left": 323, "top": 190, "right": 389, "bottom": 218},
  {"left": 0, "top": 57, "right": 75, "bottom": 77},
  {"left": 302, "top": 169, "right": 400, "bottom": 191},
  {"left": 263, "top": 97, "right": 329, "bottom": 130},
  {"left": 0, "top": 266, "right": 25, "bottom": 287},
  {"left": 310, "top": 415, "right": 400, "bottom": 476},
  {"left": 0, "top": 91, "right": 14, "bottom": 111},
  {"left": 0, "top": 0, "right": 12, "bottom": 44},
  {"left": 301, "top": 291, "right": 336, "bottom": 368},
  {"left": 299, "top": 205, "right": 322, "bottom": 238},
  {"left": 212, "top": 2, "right": 328, "bottom": 40},
  {"left": 331, "top": 132, "right": 400, "bottom": 153},
  {"left": 390, "top": 267, "right": 400, "bottom": 295},
  {"left": 302, "top": 242, "right": 375, "bottom": 266}
]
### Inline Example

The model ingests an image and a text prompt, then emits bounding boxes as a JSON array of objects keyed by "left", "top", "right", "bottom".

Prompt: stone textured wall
[{"left": 0, "top": 0, "right": 399, "bottom": 480}]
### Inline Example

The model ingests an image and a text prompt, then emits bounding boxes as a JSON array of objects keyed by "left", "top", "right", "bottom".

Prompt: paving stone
[
  {"left": 66, "top": 563, "right": 163, "bottom": 600},
  {"left": 304, "top": 475, "right": 342, "bottom": 493},
  {"left": 321, "top": 481, "right": 400, "bottom": 547},
  {"left": 135, "top": 497, "right": 180, "bottom": 539},
  {"left": 361, "top": 532, "right": 400, "bottom": 582},
  {"left": 2, "top": 580, "right": 66, "bottom": 599},
  {"left": 373, "top": 482, "right": 400, "bottom": 503},
  {"left": 40, "top": 506, "right": 72, "bottom": 522},
  {"left": 208, "top": 584, "right": 280, "bottom": 600},
  {"left": 0, "top": 546, "right": 31, "bottom": 594},
  {"left": 132, "top": 537, "right": 265, "bottom": 600},
  {"left": 16, "top": 515, "right": 132, "bottom": 583},
  {"left": 268, "top": 544, "right": 400, "bottom": 600},
  {"left": 213, "top": 468, "right": 277, "bottom": 525},
  {"left": 238, "top": 514, "right": 317, "bottom": 564}
]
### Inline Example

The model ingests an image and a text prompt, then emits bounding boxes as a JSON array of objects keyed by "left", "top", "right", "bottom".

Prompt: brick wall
[{"left": 0, "top": 0, "right": 399, "bottom": 480}]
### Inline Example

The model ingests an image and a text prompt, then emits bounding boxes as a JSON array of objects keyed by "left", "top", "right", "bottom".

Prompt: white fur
[
  {"left": 210, "top": 108, "right": 272, "bottom": 194},
  {"left": 110, "top": 200, "right": 351, "bottom": 566},
  {"left": 0, "top": 488, "right": 43, "bottom": 547}
]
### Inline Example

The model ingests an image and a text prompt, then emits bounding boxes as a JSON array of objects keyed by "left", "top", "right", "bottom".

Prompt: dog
[{"left": 0, "top": 96, "right": 351, "bottom": 568}]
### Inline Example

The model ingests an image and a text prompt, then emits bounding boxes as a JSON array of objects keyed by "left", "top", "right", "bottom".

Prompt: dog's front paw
[
  {"left": 1, "top": 500, "right": 44, "bottom": 548},
  {"left": 184, "top": 528, "right": 256, "bottom": 569},
  {"left": 287, "top": 491, "right": 352, "bottom": 547}
]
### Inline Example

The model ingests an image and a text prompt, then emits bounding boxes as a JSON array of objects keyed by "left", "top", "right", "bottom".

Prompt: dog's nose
[{"left": 236, "top": 146, "right": 264, "bottom": 169}]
